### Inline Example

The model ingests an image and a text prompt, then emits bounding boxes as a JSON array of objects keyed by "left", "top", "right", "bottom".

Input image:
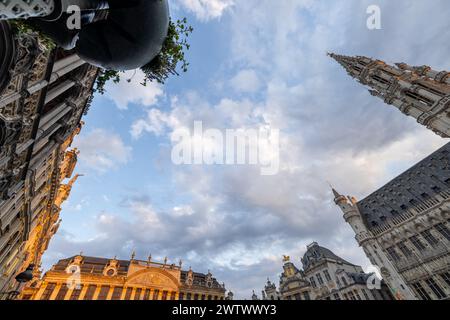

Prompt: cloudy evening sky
[{"left": 43, "top": 0, "right": 449, "bottom": 299}]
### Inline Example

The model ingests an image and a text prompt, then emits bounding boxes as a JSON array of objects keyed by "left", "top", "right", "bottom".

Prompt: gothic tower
[
  {"left": 332, "top": 187, "right": 417, "bottom": 300},
  {"left": 329, "top": 53, "right": 450, "bottom": 138}
]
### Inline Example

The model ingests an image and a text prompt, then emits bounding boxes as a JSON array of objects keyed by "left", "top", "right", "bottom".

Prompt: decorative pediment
[{"left": 126, "top": 270, "right": 179, "bottom": 290}]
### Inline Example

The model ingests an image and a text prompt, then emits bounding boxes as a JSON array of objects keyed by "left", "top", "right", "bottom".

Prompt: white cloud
[
  {"left": 175, "top": 0, "right": 234, "bottom": 21},
  {"left": 73, "top": 129, "right": 132, "bottom": 173},
  {"left": 105, "top": 70, "right": 164, "bottom": 110},
  {"left": 230, "top": 69, "right": 261, "bottom": 93}
]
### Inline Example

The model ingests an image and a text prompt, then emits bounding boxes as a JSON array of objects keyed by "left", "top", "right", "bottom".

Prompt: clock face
[
  {"left": 67, "top": 265, "right": 80, "bottom": 274},
  {"left": 106, "top": 268, "right": 116, "bottom": 276}
]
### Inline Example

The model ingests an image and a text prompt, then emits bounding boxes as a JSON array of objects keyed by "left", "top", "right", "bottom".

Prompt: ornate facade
[
  {"left": 0, "top": 21, "right": 98, "bottom": 298},
  {"left": 256, "top": 243, "right": 391, "bottom": 300},
  {"left": 333, "top": 143, "right": 450, "bottom": 300},
  {"left": 329, "top": 53, "right": 450, "bottom": 138},
  {"left": 20, "top": 254, "right": 229, "bottom": 300}
]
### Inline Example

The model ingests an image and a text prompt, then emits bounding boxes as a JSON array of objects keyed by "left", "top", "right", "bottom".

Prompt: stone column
[
  {"left": 129, "top": 287, "right": 137, "bottom": 300},
  {"left": 78, "top": 285, "right": 89, "bottom": 300},
  {"left": 106, "top": 286, "right": 114, "bottom": 300},
  {"left": 120, "top": 287, "right": 128, "bottom": 300},
  {"left": 65, "top": 286, "right": 75, "bottom": 300},
  {"left": 49, "top": 283, "right": 62, "bottom": 300},
  {"left": 33, "top": 282, "right": 48, "bottom": 300},
  {"left": 92, "top": 286, "right": 102, "bottom": 300}
]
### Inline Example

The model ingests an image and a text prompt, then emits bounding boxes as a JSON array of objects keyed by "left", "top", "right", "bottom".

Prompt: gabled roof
[{"left": 301, "top": 243, "right": 356, "bottom": 271}]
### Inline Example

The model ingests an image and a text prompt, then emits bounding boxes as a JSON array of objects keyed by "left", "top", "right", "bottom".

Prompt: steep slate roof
[
  {"left": 301, "top": 243, "right": 356, "bottom": 271},
  {"left": 357, "top": 142, "right": 450, "bottom": 230}
]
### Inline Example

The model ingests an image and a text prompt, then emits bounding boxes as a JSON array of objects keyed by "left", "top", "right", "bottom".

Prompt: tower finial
[{"left": 328, "top": 181, "right": 343, "bottom": 199}]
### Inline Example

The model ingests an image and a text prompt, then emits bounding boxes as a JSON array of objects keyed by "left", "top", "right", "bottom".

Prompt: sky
[{"left": 42, "top": 0, "right": 450, "bottom": 299}]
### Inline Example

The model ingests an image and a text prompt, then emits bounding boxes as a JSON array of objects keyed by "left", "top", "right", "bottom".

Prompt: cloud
[
  {"left": 105, "top": 70, "right": 164, "bottom": 110},
  {"left": 73, "top": 129, "right": 132, "bottom": 173},
  {"left": 229, "top": 69, "right": 262, "bottom": 93},
  {"left": 175, "top": 0, "right": 234, "bottom": 21}
]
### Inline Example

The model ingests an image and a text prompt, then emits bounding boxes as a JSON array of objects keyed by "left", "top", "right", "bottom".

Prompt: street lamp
[
  {"left": 0, "top": 264, "right": 34, "bottom": 300},
  {"left": 0, "top": 0, "right": 170, "bottom": 71},
  {"left": 15, "top": 264, "right": 35, "bottom": 283}
]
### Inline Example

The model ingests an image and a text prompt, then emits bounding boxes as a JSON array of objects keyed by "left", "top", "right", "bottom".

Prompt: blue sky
[{"left": 43, "top": 0, "right": 449, "bottom": 299}]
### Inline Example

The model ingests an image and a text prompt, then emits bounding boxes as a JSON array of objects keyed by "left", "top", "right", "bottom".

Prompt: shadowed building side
[{"left": 0, "top": 21, "right": 99, "bottom": 299}]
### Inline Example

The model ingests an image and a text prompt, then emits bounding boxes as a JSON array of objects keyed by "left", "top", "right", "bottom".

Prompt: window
[
  {"left": 431, "top": 186, "right": 441, "bottom": 193},
  {"left": 409, "top": 235, "right": 426, "bottom": 251},
  {"left": 324, "top": 270, "right": 332, "bottom": 282},
  {"left": 201, "top": 294, "right": 206, "bottom": 300},
  {"left": 125, "top": 287, "right": 133, "bottom": 300},
  {"left": 316, "top": 273, "right": 324, "bottom": 285},
  {"left": 162, "top": 291, "right": 168, "bottom": 300},
  {"left": 111, "top": 287, "right": 123, "bottom": 300},
  {"left": 70, "top": 285, "right": 84, "bottom": 300},
  {"left": 41, "top": 283, "right": 56, "bottom": 300},
  {"left": 178, "top": 292, "right": 184, "bottom": 300},
  {"left": 435, "top": 223, "right": 450, "bottom": 241},
  {"left": 397, "top": 241, "right": 412, "bottom": 257},
  {"left": 333, "top": 293, "right": 341, "bottom": 300},
  {"left": 361, "top": 289, "right": 370, "bottom": 300},
  {"left": 134, "top": 288, "right": 142, "bottom": 300},
  {"left": 55, "top": 284, "right": 69, "bottom": 300},
  {"left": 386, "top": 246, "right": 401, "bottom": 261},
  {"left": 421, "top": 229, "right": 438, "bottom": 246},
  {"left": 303, "top": 292, "right": 311, "bottom": 300},
  {"left": 294, "top": 293, "right": 302, "bottom": 300},
  {"left": 341, "top": 277, "right": 348, "bottom": 287},
  {"left": 343, "top": 293, "right": 348, "bottom": 300},
  {"left": 309, "top": 277, "right": 317, "bottom": 288},
  {"left": 354, "top": 290, "right": 362, "bottom": 300},
  {"left": 144, "top": 289, "right": 151, "bottom": 300},
  {"left": 152, "top": 289, "right": 159, "bottom": 300},
  {"left": 97, "top": 285, "right": 110, "bottom": 300},
  {"left": 207, "top": 295, "right": 212, "bottom": 300},
  {"left": 84, "top": 285, "right": 96, "bottom": 300},
  {"left": 348, "top": 291, "right": 356, "bottom": 300},
  {"left": 440, "top": 273, "right": 450, "bottom": 287},
  {"left": 412, "top": 282, "right": 430, "bottom": 300},
  {"left": 194, "top": 293, "right": 199, "bottom": 300},
  {"left": 425, "top": 278, "right": 447, "bottom": 299},
  {"left": 186, "top": 293, "right": 192, "bottom": 300}
]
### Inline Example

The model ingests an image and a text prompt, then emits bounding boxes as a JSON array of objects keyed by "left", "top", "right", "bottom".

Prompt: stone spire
[{"left": 329, "top": 52, "right": 450, "bottom": 138}]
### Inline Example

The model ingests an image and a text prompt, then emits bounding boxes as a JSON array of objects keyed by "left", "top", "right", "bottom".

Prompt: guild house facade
[
  {"left": 255, "top": 243, "right": 392, "bottom": 300},
  {"left": 0, "top": 20, "right": 98, "bottom": 298},
  {"left": 20, "top": 254, "right": 230, "bottom": 300}
]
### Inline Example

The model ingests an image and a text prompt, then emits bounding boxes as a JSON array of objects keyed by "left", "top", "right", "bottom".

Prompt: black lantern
[{"left": 15, "top": 264, "right": 34, "bottom": 283}]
